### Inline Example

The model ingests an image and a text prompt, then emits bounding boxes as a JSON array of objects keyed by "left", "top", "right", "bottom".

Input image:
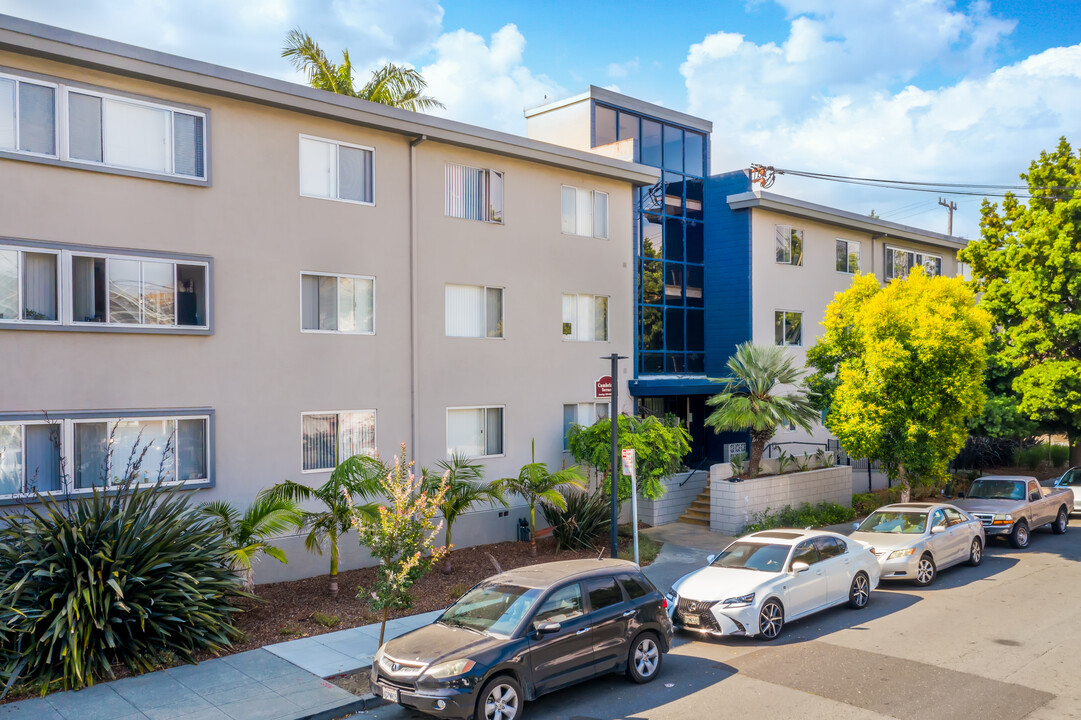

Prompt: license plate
[
  {"left": 381, "top": 686, "right": 399, "bottom": 703},
  {"left": 682, "top": 613, "right": 700, "bottom": 626}
]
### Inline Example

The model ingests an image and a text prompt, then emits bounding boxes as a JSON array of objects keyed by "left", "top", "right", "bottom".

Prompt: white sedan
[{"left": 667, "top": 529, "right": 880, "bottom": 641}]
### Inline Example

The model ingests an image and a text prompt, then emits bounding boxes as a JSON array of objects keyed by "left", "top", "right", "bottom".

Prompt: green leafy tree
[
  {"left": 567, "top": 415, "right": 691, "bottom": 501},
  {"left": 348, "top": 445, "right": 447, "bottom": 645},
  {"left": 422, "top": 453, "right": 507, "bottom": 574},
  {"left": 807, "top": 271, "right": 991, "bottom": 500},
  {"left": 958, "top": 138, "right": 1081, "bottom": 463},
  {"left": 282, "top": 29, "right": 444, "bottom": 111},
  {"left": 705, "top": 343, "right": 819, "bottom": 478},
  {"left": 197, "top": 494, "right": 304, "bottom": 591},
  {"left": 499, "top": 441, "right": 586, "bottom": 557},
  {"left": 265, "top": 455, "right": 386, "bottom": 597}
]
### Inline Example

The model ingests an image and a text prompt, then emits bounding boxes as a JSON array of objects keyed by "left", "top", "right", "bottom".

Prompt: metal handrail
[
  {"left": 678, "top": 454, "right": 713, "bottom": 487},
  {"left": 763, "top": 441, "right": 830, "bottom": 458}
]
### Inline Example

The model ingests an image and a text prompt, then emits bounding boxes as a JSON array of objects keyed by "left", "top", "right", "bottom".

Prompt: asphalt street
[{"left": 355, "top": 525, "right": 1081, "bottom": 720}]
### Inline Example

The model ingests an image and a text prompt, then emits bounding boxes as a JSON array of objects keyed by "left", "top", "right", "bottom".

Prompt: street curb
[{"left": 303, "top": 697, "right": 369, "bottom": 720}]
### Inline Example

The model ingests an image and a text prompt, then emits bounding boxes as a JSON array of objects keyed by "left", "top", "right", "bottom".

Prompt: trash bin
[{"left": 517, "top": 517, "right": 530, "bottom": 542}]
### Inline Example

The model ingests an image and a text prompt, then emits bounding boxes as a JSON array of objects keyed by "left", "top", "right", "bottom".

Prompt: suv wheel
[
  {"left": 626, "top": 632, "right": 662, "bottom": 683},
  {"left": 476, "top": 675, "right": 522, "bottom": 720}
]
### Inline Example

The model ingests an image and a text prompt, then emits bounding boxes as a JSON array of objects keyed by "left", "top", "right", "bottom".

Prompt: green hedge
[{"left": 741, "top": 501, "right": 857, "bottom": 535}]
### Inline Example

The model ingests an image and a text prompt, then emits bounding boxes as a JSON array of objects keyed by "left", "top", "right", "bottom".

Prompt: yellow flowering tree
[
  {"left": 807, "top": 270, "right": 992, "bottom": 501},
  {"left": 348, "top": 445, "right": 448, "bottom": 645}
]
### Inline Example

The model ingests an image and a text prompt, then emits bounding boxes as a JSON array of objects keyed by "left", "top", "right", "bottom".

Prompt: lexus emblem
[
  {"left": 391, "top": 663, "right": 401, "bottom": 672},
  {"left": 688, "top": 602, "right": 697, "bottom": 612}
]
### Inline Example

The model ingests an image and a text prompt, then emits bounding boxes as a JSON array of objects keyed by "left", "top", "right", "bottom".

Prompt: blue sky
[{"left": 1, "top": 0, "right": 1079, "bottom": 237}]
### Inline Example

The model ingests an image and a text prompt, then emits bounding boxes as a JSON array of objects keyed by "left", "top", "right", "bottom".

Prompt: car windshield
[
  {"left": 857, "top": 511, "right": 928, "bottom": 534},
  {"left": 438, "top": 583, "right": 541, "bottom": 638},
  {"left": 967, "top": 479, "right": 1026, "bottom": 500},
  {"left": 711, "top": 542, "right": 789, "bottom": 572}
]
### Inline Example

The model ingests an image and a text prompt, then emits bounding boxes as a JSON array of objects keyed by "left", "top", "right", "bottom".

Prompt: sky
[{"left": 1, "top": 0, "right": 1079, "bottom": 238}]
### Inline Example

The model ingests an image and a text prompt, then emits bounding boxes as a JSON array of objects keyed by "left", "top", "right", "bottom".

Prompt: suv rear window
[
  {"left": 584, "top": 576, "right": 624, "bottom": 611},
  {"left": 617, "top": 573, "right": 651, "bottom": 600}
]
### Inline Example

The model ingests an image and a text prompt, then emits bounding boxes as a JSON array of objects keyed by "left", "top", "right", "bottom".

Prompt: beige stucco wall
[
  {"left": 524, "top": 98, "right": 592, "bottom": 153},
  {"left": 0, "top": 51, "right": 637, "bottom": 582}
]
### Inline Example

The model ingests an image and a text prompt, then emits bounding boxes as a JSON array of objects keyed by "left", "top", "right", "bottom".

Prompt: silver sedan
[{"left": 849, "top": 502, "right": 985, "bottom": 586}]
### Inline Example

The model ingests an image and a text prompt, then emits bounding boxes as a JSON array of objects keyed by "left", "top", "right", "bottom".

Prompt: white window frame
[
  {"left": 0, "top": 72, "right": 60, "bottom": 159},
  {"left": 445, "top": 283, "right": 504, "bottom": 339},
  {"left": 774, "top": 309, "right": 803, "bottom": 347},
  {"left": 299, "top": 271, "right": 377, "bottom": 335},
  {"left": 775, "top": 224, "right": 804, "bottom": 266},
  {"left": 562, "top": 402, "right": 609, "bottom": 451},
  {"left": 67, "top": 250, "right": 210, "bottom": 330},
  {"left": 836, "top": 238, "right": 861, "bottom": 274},
  {"left": 446, "top": 405, "right": 505, "bottom": 459},
  {"left": 58, "top": 84, "right": 207, "bottom": 180},
  {"left": 884, "top": 245, "right": 943, "bottom": 281},
  {"left": 298, "top": 134, "right": 376, "bottom": 206},
  {"left": 300, "top": 409, "right": 378, "bottom": 474},
  {"left": 0, "top": 244, "right": 61, "bottom": 325},
  {"left": 0, "top": 419, "right": 64, "bottom": 498},
  {"left": 560, "top": 185, "right": 609, "bottom": 239},
  {"left": 562, "top": 293, "right": 610, "bottom": 342},
  {"left": 444, "top": 163, "right": 504, "bottom": 224}
]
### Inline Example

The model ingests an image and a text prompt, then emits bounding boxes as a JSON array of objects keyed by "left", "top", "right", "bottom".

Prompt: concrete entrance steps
[{"left": 678, "top": 484, "right": 710, "bottom": 527}]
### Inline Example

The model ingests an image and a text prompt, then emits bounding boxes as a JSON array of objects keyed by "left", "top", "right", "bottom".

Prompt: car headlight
[
  {"left": 374, "top": 644, "right": 387, "bottom": 671},
  {"left": 992, "top": 513, "right": 1013, "bottom": 525},
  {"left": 722, "top": 593, "right": 754, "bottom": 607},
  {"left": 425, "top": 659, "right": 476, "bottom": 679},
  {"left": 888, "top": 548, "right": 916, "bottom": 560}
]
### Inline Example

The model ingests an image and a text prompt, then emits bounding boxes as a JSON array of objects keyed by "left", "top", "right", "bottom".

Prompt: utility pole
[
  {"left": 602, "top": 352, "right": 628, "bottom": 560},
  {"left": 938, "top": 197, "right": 957, "bottom": 236}
]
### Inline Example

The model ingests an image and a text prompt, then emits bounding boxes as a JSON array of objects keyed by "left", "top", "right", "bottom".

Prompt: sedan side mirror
[
  {"left": 930, "top": 525, "right": 946, "bottom": 534},
  {"left": 956, "top": 492, "right": 965, "bottom": 498},
  {"left": 706, "top": 554, "right": 717, "bottom": 565},
  {"left": 790, "top": 561, "right": 810, "bottom": 574},
  {"left": 851, "top": 522, "right": 860, "bottom": 530},
  {"left": 535, "top": 622, "right": 561, "bottom": 635}
]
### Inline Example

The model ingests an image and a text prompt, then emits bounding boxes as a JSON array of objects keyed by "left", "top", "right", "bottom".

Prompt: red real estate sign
[{"left": 595, "top": 375, "right": 612, "bottom": 399}]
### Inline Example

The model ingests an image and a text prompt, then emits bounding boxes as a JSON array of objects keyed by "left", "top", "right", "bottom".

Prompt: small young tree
[
  {"left": 422, "top": 453, "right": 507, "bottom": 575},
  {"left": 349, "top": 445, "right": 448, "bottom": 645},
  {"left": 566, "top": 415, "right": 691, "bottom": 501},
  {"left": 705, "top": 343, "right": 819, "bottom": 477},
  {"left": 499, "top": 441, "right": 586, "bottom": 557},
  {"left": 266, "top": 454, "right": 385, "bottom": 597},
  {"left": 807, "top": 271, "right": 991, "bottom": 501}
]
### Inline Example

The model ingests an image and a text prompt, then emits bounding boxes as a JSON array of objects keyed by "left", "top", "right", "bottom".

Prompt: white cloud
[
  {"left": 606, "top": 58, "right": 639, "bottom": 78},
  {"left": 421, "top": 24, "right": 562, "bottom": 134},
  {"left": 680, "top": 0, "right": 1074, "bottom": 238}
]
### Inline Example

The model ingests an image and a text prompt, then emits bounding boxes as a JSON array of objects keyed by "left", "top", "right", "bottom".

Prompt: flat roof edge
[{"left": 524, "top": 84, "right": 713, "bottom": 134}]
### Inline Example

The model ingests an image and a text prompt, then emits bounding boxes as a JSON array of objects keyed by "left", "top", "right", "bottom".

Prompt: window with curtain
[
  {"left": 562, "top": 402, "right": 609, "bottom": 450},
  {"left": 774, "top": 310, "right": 803, "bottom": 347},
  {"left": 446, "top": 284, "right": 503, "bottom": 338},
  {"left": 0, "top": 246, "right": 59, "bottom": 323},
  {"left": 301, "top": 273, "right": 375, "bottom": 333},
  {"left": 885, "top": 246, "right": 942, "bottom": 281},
  {"left": 447, "top": 407, "right": 504, "bottom": 457},
  {"left": 560, "top": 185, "right": 609, "bottom": 239},
  {"left": 0, "top": 424, "right": 60, "bottom": 496},
  {"left": 562, "top": 293, "right": 609, "bottom": 341},
  {"left": 302, "top": 410, "right": 376, "bottom": 471},
  {"left": 775, "top": 225, "right": 804, "bottom": 266},
  {"left": 299, "top": 135, "right": 374, "bottom": 204},
  {"left": 835, "top": 239, "right": 861, "bottom": 274},
  {"left": 71, "top": 414, "right": 210, "bottom": 490},
  {"left": 445, "top": 163, "right": 504, "bottom": 223}
]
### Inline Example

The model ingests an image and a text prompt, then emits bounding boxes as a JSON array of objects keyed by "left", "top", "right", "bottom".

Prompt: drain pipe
[{"left": 409, "top": 135, "right": 427, "bottom": 462}]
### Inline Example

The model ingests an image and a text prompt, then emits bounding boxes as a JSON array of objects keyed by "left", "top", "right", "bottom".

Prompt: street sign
[
  {"left": 621, "top": 447, "right": 640, "bottom": 564},
  {"left": 595, "top": 375, "right": 612, "bottom": 399},
  {"left": 621, "top": 447, "right": 636, "bottom": 475}
]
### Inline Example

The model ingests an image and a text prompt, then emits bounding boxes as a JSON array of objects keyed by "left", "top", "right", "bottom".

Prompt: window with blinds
[
  {"left": 562, "top": 293, "right": 609, "bottom": 341},
  {"left": 446, "top": 407, "right": 504, "bottom": 458},
  {"left": 560, "top": 185, "right": 608, "bottom": 239},
  {"left": 445, "top": 163, "right": 504, "bottom": 223},
  {"left": 445, "top": 284, "right": 503, "bottom": 338},
  {"left": 0, "top": 74, "right": 56, "bottom": 156},
  {"left": 299, "top": 135, "right": 374, "bottom": 204},
  {"left": 302, "top": 410, "right": 377, "bottom": 472},
  {"left": 301, "top": 273, "right": 375, "bottom": 334}
]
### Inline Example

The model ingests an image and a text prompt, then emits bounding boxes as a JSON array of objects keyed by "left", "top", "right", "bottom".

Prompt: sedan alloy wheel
[
  {"left": 915, "top": 554, "right": 936, "bottom": 586},
  {"left": 758, "top": 600, "right": 784, "bottom": 640},
  {"left": 847, "top": 572, "right": 870, "bottom": 609},
  {"left": 967, "top": 538, "right": 983, "bottom": 567}
]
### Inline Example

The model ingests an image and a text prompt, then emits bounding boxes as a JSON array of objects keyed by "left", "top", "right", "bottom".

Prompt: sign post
[
  {"left": 602, "top": 353, "right": 627, "bottom": 560},
  {"left": 621, "top": 448, "right": 639, "bottom": 565}
]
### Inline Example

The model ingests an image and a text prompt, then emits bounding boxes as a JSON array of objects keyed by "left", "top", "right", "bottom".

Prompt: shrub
[
  {"left": 741, "top": 501, "right": 857, "bottom": 534},
  {"left": 311, "top": 612, "right": 340, "bottom": 629},
  {"left": 617, "top": 528, "right": 662, "bottom": 565},
  {"left": 541, "top": 488, "right": 612, "bottom": 551},
  {"left": 1012, "top": 442, "right": 1069, "bottom": 470},
  {"left": 852, "top": 487, "right": 903, "bottom": 515},
  {"left": 0, "top": 484, "right": 243, "bottom": 695}
]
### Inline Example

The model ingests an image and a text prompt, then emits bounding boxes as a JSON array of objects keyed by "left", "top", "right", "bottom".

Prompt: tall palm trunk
[{"left": 748, "top": 430, "right": 771, "bottom": 477}]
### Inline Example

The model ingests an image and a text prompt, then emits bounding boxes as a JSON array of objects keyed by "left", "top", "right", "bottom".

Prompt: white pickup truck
[{"left": 953, "top": 475, "right": 1073, "bottom": 549}]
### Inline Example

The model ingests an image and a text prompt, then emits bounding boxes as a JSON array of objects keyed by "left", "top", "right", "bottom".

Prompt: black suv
[{"left": 370, "top": 558, "right": 674, "bottom": 720}]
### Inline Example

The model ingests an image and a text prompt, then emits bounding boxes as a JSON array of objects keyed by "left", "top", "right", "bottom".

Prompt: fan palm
[
  {"left": 423, "top": 453, "right": 507, "bottom": 574},
  {"left": 499, "top": 441, "right": 587, "bottom": 557},
  {"left": 197, "top": 494, "right": 304, "bottom": 591},
  {"left": 705, "top": 342, "right": 820, "bottom": 478},
  {"left": 265, "top": 454, "right": 386, "bottom": 597},
  {"left": 282, "top": 29, "right": 445, "bottom": 112}
]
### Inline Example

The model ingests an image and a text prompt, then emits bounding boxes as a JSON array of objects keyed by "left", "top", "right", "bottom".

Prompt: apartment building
[
  {"left": 0, "top": 17, "right": 656, "bottom": 581},
  {"left": 527, "top": 87, "right": 967, "bottom": 464}
]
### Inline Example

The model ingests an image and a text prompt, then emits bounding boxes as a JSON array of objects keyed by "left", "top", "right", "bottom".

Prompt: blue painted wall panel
[{"left": 703, "top": 170, "right": 753, "bottom": 378}]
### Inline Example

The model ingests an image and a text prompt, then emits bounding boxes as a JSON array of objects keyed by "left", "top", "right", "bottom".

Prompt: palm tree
[
  {"left": 282, "top": 29, "right": 445, "bottom": 112},
  {"left": 265, "top": 454, "right": 386, "bottom": 597},
  {"left": 423, "top": 453, "right": 507, "bottom": 574},
  {"left": 198, "top": 494, "right": 304, "bottom": 591},
  {"left": 705, "top": 342, "right": 820, "bottom": 478},
  {"left": 499, "top": 441, "right": 587, "bottom": 557}
]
